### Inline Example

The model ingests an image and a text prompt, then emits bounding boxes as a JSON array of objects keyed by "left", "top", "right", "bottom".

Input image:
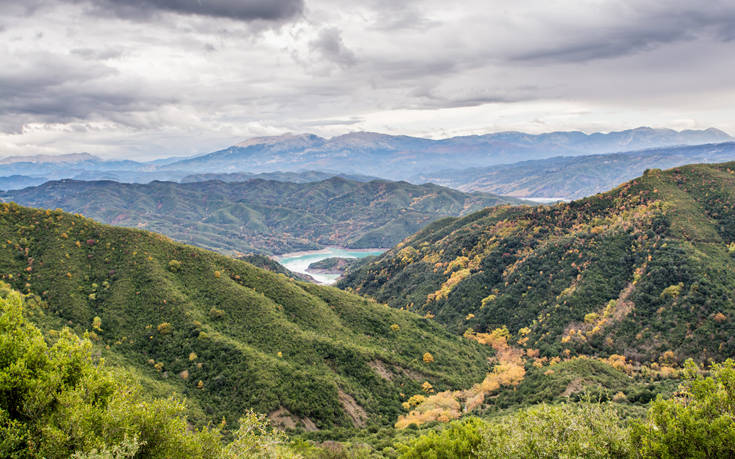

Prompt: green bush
[
  {"left": 631, "top": 359, "right": 735, "bottom": 458},
  {"left": 399, "top": 403, "right": 631, "bottom": 458},
  {"left": 0, "top": 284, "right": 222, "bottom": 458},
  {"left": 477, "top": 403, "right": 631, "bottom": 458},
  {"left": 398, "top": 417, "right": 485, "bottom": 458}
]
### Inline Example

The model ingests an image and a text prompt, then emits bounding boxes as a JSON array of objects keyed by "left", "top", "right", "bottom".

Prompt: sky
[{"left": 1, "top": 0, "right": 734, "bottom": 159}]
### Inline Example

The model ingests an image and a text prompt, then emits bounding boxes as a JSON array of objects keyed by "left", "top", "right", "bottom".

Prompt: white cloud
[{"left": 0, "top": 0, "right": 733, "bottom": 159}]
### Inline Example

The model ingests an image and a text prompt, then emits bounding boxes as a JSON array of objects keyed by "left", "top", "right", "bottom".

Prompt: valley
[
  {"left": 0, "top": 177, "right": 522, "bottom": 255},
  {"left": 3, "top": 159, "right": 735, "bottom": 456}
]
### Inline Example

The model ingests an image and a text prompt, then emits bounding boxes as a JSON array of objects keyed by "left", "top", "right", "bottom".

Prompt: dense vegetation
[
  {"left": 4, "top": 284, "right": 730, "bottom": 459},
  {"left": 342, "top": 162, "right": 735, "bottom": 363},
  {"left": 398, "top": 359, "right": 735, "bottom": 458},
  {"left": 0, "top": 177, "right": 523, "bottom": 254},
  {"left": 0, "top": 283, "right": 224, "bottom": 458},
  {"left": 0, "top": 202, "right": 493, "bottom": 433},
  {"left": 237, "top": 254, "right": 316, "bottom": 282},
  {"left": 4, "top": 161, "right": 735, "bottom": 457}
]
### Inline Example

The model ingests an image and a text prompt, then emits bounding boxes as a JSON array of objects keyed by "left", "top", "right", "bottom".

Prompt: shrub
[
  {"left": 631, "top": 359, "right": 735, "bottom": 458},
  {"left": 399, "top": 417, "right": 486, "bottom": 458},
  {"left": 168, "top": 260, "right": 182, "bottom": 273},
  {"left": 0, "top": 284, "right": 223, "bottom": 458},
  {"left": 660, "top": 282, "right": 684, "bottom": 299},
  {"left": 209, "top": 307, "right": 225, "bottom": 319},
  {"left": 478, "top": 403, "right": 631, "bottom": 458}
]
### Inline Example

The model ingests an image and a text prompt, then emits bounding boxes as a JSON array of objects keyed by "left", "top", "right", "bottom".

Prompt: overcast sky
[{"left": 1, "top": 0, "right": 734, "bottom": 159}]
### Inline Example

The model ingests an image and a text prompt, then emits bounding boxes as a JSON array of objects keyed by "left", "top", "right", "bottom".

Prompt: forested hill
[
  {"left": 0, "top": 177, "right": 524, "bottom": 254},
  {"left": 0, "top": 203, "right": 492, "bottom": 430},
  {"left": 341, "top": 162, "right": 735, "bottom": 364}
]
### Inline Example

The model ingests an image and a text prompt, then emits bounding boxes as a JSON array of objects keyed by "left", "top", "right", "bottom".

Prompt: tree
[
  {"left": 223, "top": 410, "right": 292, "bottom": 459},
  {"left": 423, "top": 352, "right": 434, "bottom": 363},
  {"left": 0, "top": 283, "right": 223, "bottom": 458}
]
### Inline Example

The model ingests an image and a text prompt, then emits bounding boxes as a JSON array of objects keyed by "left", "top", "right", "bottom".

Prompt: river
[{"left": 275, "top": 247, "right": 386, "bottom": 285}]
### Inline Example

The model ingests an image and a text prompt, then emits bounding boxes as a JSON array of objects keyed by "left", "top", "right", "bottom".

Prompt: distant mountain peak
[{"left": 234, "top": 133, "right": 324, "bottom": 148}]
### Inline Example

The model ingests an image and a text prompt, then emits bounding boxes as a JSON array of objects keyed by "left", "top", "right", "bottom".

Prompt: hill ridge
[
  {"left": 0, "top": 177, "right": 523, "bottom": 255},
  {"left": 0, "top": 201, "right": 493, "bottom": 430},
  {"left": 341, "top": 162, "right": 735, "bottom": 364}
]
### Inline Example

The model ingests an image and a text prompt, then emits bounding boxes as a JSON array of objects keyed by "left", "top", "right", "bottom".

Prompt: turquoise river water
[{"left": 275, "top": 247, "right": 386, "bottom": 284}]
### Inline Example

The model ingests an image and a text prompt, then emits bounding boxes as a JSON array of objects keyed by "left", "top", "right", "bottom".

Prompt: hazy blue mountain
[
  {"left": 416, "top": 141, "right": 735, "bottom": 200},
  {"left": 0, "top": 152, "right": 99, "bottom": 164},
  {"left": 3, "top": 128, "right": 730, "bottom": 186},
  {"left": 160, "top": 128, "right": 732, "bottom": 179},
  {"left": 0, "top": 175, "right": 48, "bottom": 191}
]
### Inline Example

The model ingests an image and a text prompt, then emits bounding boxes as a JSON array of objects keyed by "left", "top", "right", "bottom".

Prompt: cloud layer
[{"left": 0, "top": 0, "right": 734, "bottom": 158}]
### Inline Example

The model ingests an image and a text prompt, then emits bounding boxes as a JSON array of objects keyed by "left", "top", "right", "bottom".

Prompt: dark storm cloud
[
  {"left": 2, "top": 0, "right": 304, "bottom": 22},
  {"left": 0, "top": 52, "right": 174, "bottom": 132},
  {"left": 309, "top": 27, "right": 357, "bottom": 67},
  {"left": 512, "top": 1, "right": 735, "bottom": 62},
  {"left": 94, "top": 0, "right": 304, "bottom": 22}
]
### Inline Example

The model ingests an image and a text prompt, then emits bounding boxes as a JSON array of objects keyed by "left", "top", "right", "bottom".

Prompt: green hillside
[
  {"left": 0, "top": 202, "right": 493, "bottom": 431},
  {"left": 0, "top": 177, "right": 524, "bottom": 255},
  {"left": 341, "top": 163, "right": 735, "bottom": 363}
]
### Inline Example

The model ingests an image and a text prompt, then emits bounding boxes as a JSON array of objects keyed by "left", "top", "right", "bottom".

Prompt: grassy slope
[
  {"left": 0, "top": 203, "right": 493, "bottom": 430},
  {"left": 341, "top": 162, "right": 735, "bottom": 363},
  {"left": 0, "top": 177, "right": 525, "bottom": 255}
]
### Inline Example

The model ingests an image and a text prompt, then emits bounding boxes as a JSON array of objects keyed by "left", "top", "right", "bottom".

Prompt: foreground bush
[
  {"left": 478, "top": 403, "right": 631, "bottom": 458},
  {"left": 632, "top": 359, "right": 735, "bottom": 458},
  {"left": 399, "top": 403, "right": 630, "bottom": 458},
  {"left": 0, "top": 284, "right": 307, "bottom": 458},
  {"left": 0, "top": 284, "right": 224, "bottom": 458}
]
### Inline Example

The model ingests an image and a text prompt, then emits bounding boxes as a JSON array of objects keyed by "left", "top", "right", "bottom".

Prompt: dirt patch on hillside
[
  {"left": 562, "top": 378, "right": 584, "bottom": 397},
  {"left": 338, "top": 389, "right": 367, "bottom": 428},
  {"left": 398, "top": 366, "right": 431, "bottom": 382},
  {"left": 368, "top": 360, "right": 394, "bottom": 380},
  {"left": 268, "top": 407, "right": 319, "bottom": 431}
]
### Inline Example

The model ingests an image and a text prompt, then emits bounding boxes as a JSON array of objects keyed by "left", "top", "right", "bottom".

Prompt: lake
[{"left": 276, "top": 247, "right": 386, "bottom": 285}]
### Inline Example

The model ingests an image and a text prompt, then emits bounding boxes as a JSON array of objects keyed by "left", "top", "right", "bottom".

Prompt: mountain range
[
  {"left": 0, "top": 177, "right": 523, "bottom": 254},
  {"left": 418, "top": 141, "right": 735, "bottom": 200},
  {"left": 0, "top": 127, "right": 730, "bottom": 190},
  {"left": 158, "top": 127, "right": 733, "bottom": 179}
]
